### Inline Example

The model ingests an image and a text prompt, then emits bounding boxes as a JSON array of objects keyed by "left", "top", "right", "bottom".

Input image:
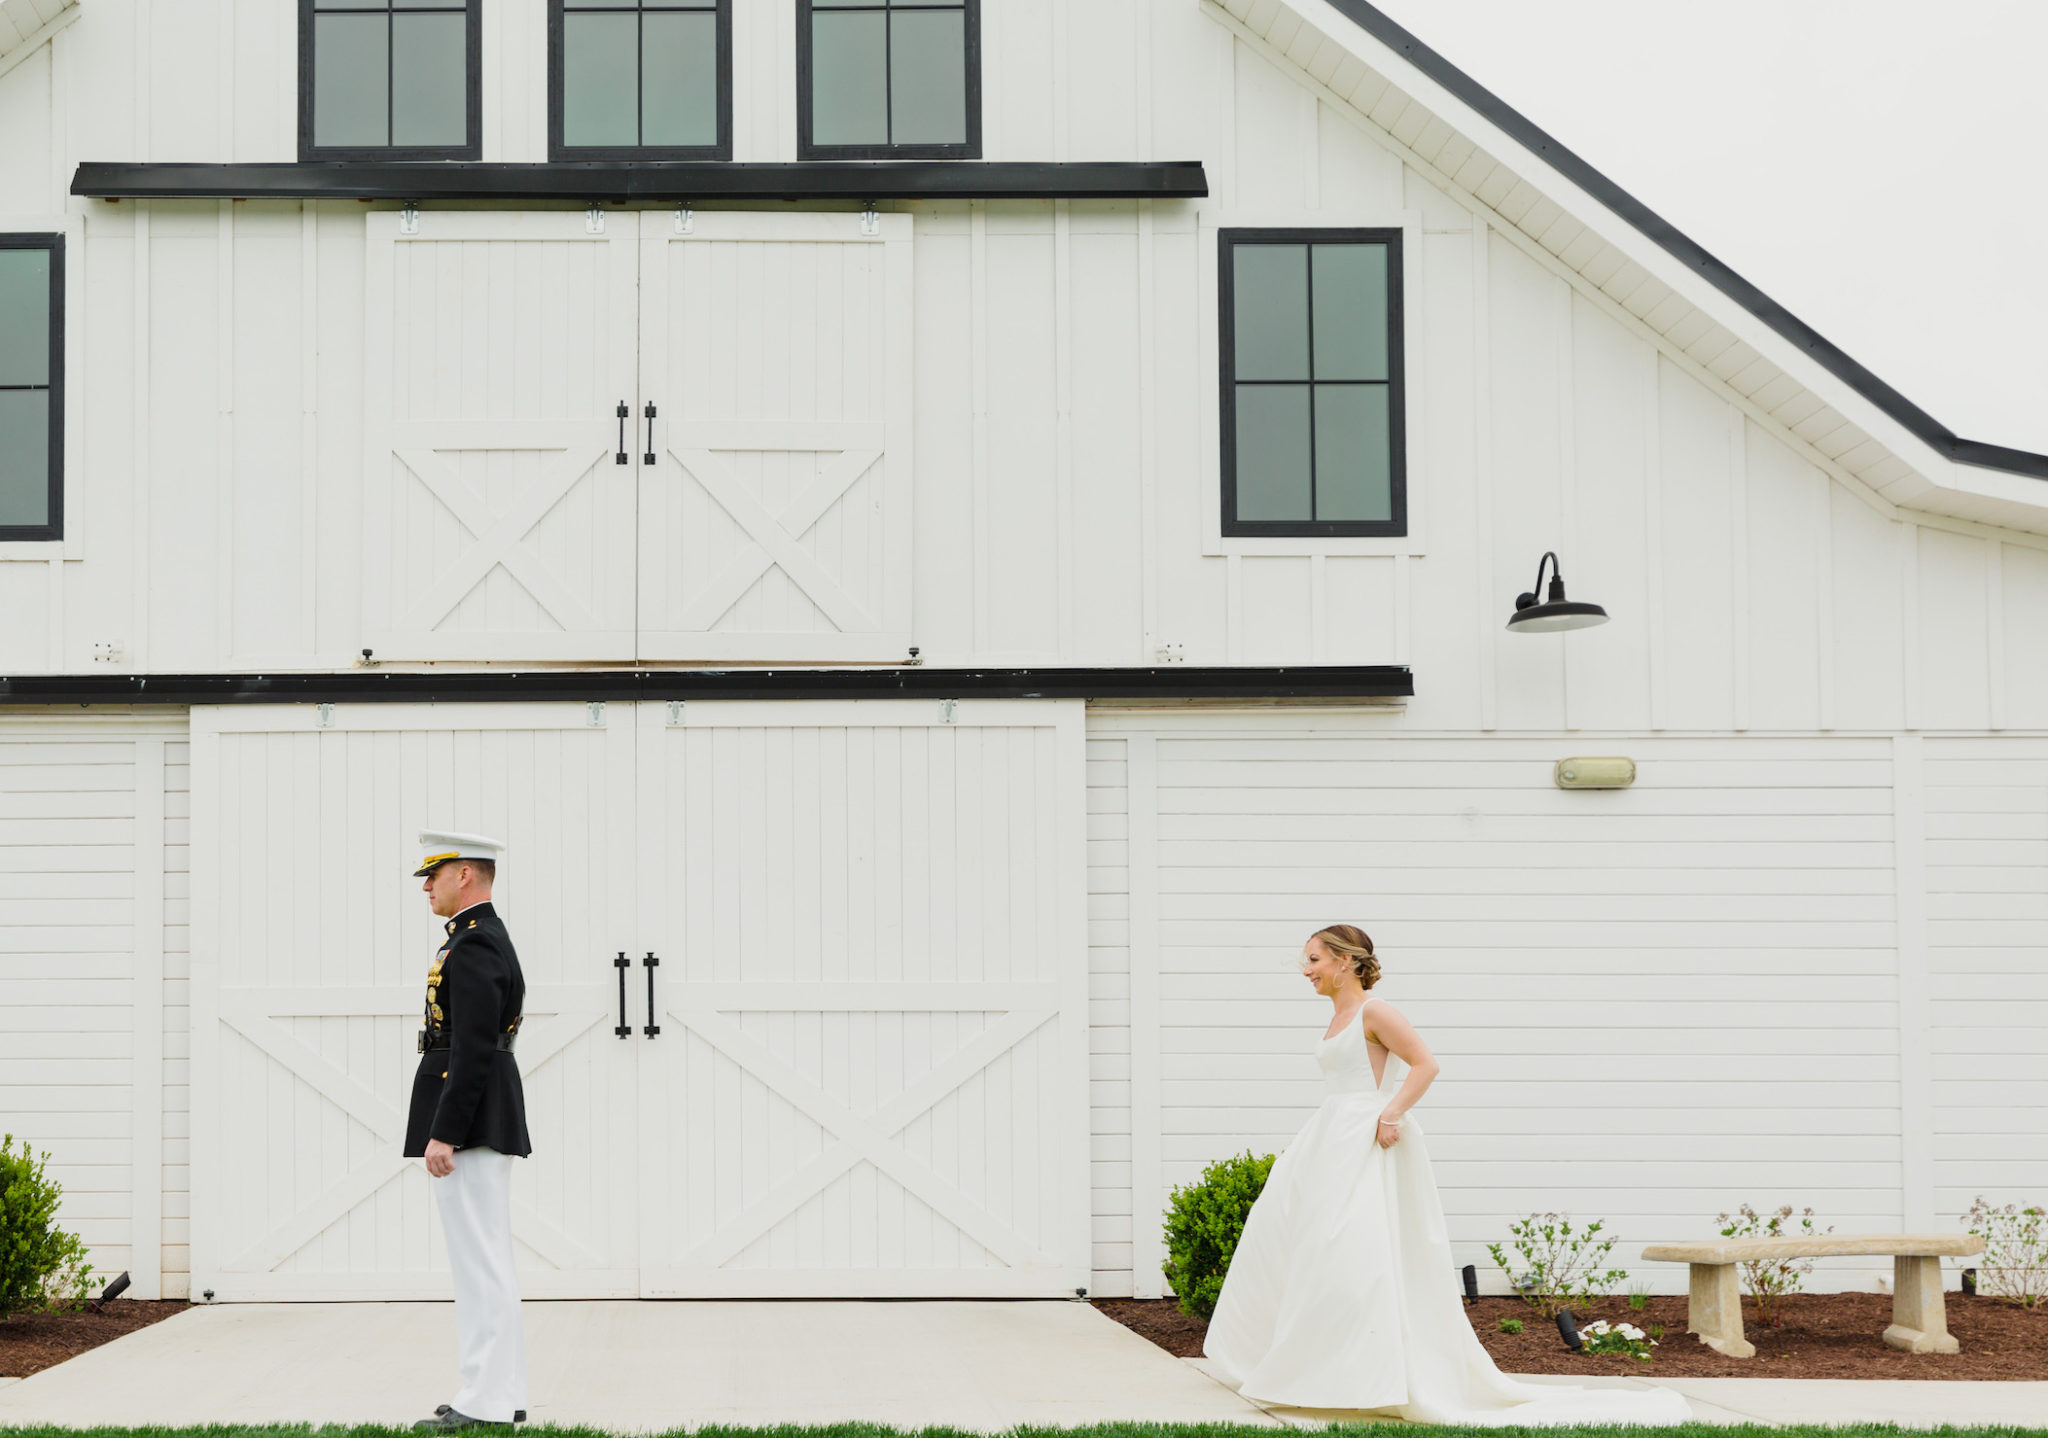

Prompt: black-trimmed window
[
  {"left": 298, "top": 0, "right": 482, "bottom": 161},
  {"left": 0, "top": 235, "right": 62, "bottom": 542},
  {"left": 1220, "top": 229, "right": 1406, "bottom": 537},
  {"left": 549, "top": 0, "right": 732, "bottom": 160},
  {"left": 797, "top": 0, "right": 980, "bottom": 159}
]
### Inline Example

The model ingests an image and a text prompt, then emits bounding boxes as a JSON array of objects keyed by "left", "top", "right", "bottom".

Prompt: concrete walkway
[
  {"left": 0, "top": 1300, "right": 1273, "bottom": 1432},
  {"left": 1, "top": 1301, "right": 2043, "bottom": 1431}
]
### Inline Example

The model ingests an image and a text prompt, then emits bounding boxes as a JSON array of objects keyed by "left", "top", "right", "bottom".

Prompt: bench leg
[
  {"left": 1686, "top": 1262, "right": 1754, "bottom": 1358},
  {"left": 1885, "top": 1254, "right": 1959, "bottom": 1354}
]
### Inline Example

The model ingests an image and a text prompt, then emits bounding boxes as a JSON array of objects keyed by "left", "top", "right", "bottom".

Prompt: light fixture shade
[
  {"left": 1507, "top": 551, "right": 1609, "bottom": 632},
  {"left": 1505, "top": 600, "right": 1609, "bottom": 633}
]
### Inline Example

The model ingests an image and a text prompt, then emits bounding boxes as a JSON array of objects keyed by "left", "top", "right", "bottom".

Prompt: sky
[{"left": 1366, "top": 0, "right": 2048, "bottom": 457}]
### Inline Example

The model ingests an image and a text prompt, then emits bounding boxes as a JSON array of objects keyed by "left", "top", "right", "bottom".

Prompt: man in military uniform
[{"left": 405, "top": 830, "right": 531, "bottom": 1431}]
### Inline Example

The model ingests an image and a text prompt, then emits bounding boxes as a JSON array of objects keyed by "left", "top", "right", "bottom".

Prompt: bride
[{"left": 1201, "top": 925, "right": 1691, "bottom": 1425}]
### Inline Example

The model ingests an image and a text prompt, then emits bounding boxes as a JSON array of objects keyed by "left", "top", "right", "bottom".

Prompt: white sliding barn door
[
  {"left": 188, "top": 705, "right": 640, "bottom": 1299},
  {"left": 637, "top": 213, "right": 914, "bottom": 661},
  {"left": 633, "top": 700, "right": 1090, "bottom": 1295},
  {"left": 362, "top": 212, "right": 640, "bottom": 661}
]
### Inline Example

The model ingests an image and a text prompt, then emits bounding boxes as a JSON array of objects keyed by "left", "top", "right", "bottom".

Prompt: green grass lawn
[{"left": 1, "top": 1426, "right": 2044, "bottom": 1438}]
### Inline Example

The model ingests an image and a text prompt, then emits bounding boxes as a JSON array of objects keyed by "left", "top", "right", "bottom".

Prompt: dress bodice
[{"left": 1316, "top": 1003, "right": 1401, "bottom": 1096}]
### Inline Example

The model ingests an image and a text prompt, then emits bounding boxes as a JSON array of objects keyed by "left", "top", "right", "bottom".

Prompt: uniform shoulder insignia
[{"left": 468, "top": 919, "right": 478, "bottom": 928}]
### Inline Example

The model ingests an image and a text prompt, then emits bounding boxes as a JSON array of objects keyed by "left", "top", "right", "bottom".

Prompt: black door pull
[
  {"left": 642, "top": 951, "right": 661, "bottom": 1037},
  {"left": 643, "top": 402, "right": 658, "bottom": 466},
  {"left": 614, "top": 951, "right": 631, "bottom": 1037},
  {"left": 615, "top": 402, "right": 629, "bottom": 465}
]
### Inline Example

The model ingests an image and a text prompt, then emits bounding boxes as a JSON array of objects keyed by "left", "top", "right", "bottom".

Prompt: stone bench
[{"left": 1639, "top": 1234, "right": 1984, "bottom": 1358}]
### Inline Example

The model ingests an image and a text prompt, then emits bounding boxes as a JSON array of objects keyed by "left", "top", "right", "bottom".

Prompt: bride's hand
[{"left": 1376, "top": 1115, "right": 1402, "bottom": 1149}]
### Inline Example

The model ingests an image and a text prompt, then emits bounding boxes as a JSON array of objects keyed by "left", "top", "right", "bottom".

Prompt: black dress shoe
[
  {"left": 428, "top": 1407, "right": 524, "bottom": 1425},
  {"left": 415, "top": 1411, "right": 498, "bottom": 1430}
]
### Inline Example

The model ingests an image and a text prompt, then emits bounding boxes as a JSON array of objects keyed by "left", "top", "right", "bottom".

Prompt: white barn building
[{"left": 1, "top": 0, "right": 2042, "bottom": 1306}]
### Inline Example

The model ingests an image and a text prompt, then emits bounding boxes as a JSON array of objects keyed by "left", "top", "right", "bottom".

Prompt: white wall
[
  {"left": 1, "top": 1, "right": 2045, "bottom": 722},
  {"left": 0, "top": 715, "right": 185, "bottom": 1300}
]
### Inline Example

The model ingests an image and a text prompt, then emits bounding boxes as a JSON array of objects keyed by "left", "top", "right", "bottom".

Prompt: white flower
[{"left": 1618, "top": 1324, "right": 1645, "bottom": 1340}]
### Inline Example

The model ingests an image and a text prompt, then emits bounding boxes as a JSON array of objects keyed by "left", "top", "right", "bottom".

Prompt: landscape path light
[{"left": 1506, "top": 551, "right": 1609, "bottom": 633}]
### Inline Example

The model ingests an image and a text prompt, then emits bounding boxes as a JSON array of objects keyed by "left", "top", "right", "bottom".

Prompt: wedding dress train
[{"left": 1202, "top": 1003, "right": 1691, "bottom": 1425}]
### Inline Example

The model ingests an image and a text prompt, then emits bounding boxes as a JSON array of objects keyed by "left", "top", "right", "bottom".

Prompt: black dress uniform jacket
[{"left": 403, "top": 901, "right": 534, "bottom": 1158}]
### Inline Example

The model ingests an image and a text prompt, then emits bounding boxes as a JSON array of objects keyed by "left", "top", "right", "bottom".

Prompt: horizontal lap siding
[
  {"left": 1924, "top": 739, "right": 2048, "bottom": 1217},
  {"left": 1095, "top": 721, "right": 1909, "bottom": 1293},
  {"left": 0, "top": 726, "right": 183, "bottom": 1292},
  {"left": 1087, "top": 738, "right": 1133, "bottom": 1295}
]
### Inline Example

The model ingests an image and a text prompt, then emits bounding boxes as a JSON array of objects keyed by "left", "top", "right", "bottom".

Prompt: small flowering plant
[{"left": 1578, "top": 1319, "right": 1657, "bottom": 1362}]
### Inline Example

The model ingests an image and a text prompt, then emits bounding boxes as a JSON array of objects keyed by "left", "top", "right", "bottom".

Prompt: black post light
[{"left": 1506, "top": 551, "right": 1609, "bottom": 633}]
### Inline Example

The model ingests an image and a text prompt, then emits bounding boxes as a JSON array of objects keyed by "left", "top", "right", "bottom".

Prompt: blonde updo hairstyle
[{"left": 1310, "top": 924, "right": 1381, "bottom": 991}]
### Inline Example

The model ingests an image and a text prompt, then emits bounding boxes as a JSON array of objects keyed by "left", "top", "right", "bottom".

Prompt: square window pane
[
  {"left": 313, "top": 13, "right": 389, "bottom": 148},
  {"left": 642, "top": 11, "right": 718, "bottom": 147},
  {"left": 1313, "top": 384, "right": 1393, "bottom": 522},
  {"left": 563, "top": 13, "right": 639, "bottom": 147},
  {"left": 889, "top": 10, "right": 966, "bottom": 145},
  {"left": 1311, "top": 243, "right": 1388, "bottom": 381},
  {"left": 391, "top": 12, "right": 468, "bottom": 147},
  {"left": 0, "top": 390, "right": 50, "bottom": 529},
  {"left": 1231, "top": 244, "right": 1309, "bottom": 382},
  {"left": 1234, "top": 384, "right": 1313, "bottom": 522},
  {"left": 810, "top": 11, "right": 887, "bottom": 147},
  {"left": 0, "top": 249, "right": 51, "bottom": 388}
]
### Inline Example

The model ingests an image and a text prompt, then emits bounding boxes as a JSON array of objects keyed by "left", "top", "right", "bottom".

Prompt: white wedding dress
[{"left": 1202, "top": 1002, "right": 1691, "bottom": 1425}]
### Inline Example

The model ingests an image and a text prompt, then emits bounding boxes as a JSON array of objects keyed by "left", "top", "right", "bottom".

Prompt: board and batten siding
[
  {"left": 1086, "top": 713, "right": 1949, "bottom": 1297},
  {"left": 8, "top": 4, "right": 2048, "bottom": 728},
  {"left": 0, "top": 716, "right": 185, "bottom": 1300}
]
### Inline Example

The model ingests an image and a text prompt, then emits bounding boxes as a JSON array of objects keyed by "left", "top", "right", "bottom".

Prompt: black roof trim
[
  {"left": 71, "top": 160, "right": 1208, "bottom": 203},
  {"left": 1325, "top": 0, "right": 2048, "bottom": 482},
  {"left": 0, "top": 665, "right": 1412, "bottom": 707}
]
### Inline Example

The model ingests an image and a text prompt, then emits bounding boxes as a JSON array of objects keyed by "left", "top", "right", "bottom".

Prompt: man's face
[{"left": 422, "top": 861, "right": 471, "bottom": 918}]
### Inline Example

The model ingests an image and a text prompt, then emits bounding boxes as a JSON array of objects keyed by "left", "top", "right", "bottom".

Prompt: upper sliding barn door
[
  {"left": 361, "top": 212, "right": 640, "bottom": 661},
  {"left": 637, "top": 213, "right": 914, "bottom": 661},
  {"left": 186, "top": 704, "right": 641, "bottom": 1299},
  {"left": 633, "top": 700, "right": 1092, "bottom": 1295}
]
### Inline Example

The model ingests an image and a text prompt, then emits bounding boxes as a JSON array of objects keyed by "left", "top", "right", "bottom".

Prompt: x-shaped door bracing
[
  {"left": 669, "top": 1001, "right": 1058, "bottom": 1272},
  {"left": 216, "top": 985, "right": 607, "bottom": 1278},
  {"left": 667, "top": 421, "right": 886, "bottom": 634},
  {"left": 394, "top": 422, "right": 613, "bottom": 634}
]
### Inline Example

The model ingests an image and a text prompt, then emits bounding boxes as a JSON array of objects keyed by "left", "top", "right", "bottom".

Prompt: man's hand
[{"left": 424, "top": 1139, "right": 456, "bottom": 1178}]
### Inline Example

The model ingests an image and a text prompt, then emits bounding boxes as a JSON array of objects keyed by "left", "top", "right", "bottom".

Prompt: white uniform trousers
[{"left": 433, "top": 1145, "right": 528, "bottom": 1422}]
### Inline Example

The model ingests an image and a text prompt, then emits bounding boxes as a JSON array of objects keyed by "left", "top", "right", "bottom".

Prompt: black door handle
[
  {"left": 643, "top": 402, "right": 657, "bottom": 466},
  {"left": 614, "top": 952, "right": 631, "bottom": 1037},
  {"left": 642, "top": 951, "right": 661, "bottom": 1037},
  {"left": 615, "top": 402, "right": 629, "bottom": 465}
]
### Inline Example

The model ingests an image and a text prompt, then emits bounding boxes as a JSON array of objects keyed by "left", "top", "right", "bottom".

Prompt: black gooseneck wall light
[{"left": 1506, "top": 551, "right": 1609, "bottom": 633}]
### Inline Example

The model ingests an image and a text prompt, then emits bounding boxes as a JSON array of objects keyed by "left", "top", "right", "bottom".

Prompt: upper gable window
[
  {"left": 0, "top": 235, "right": 62, "bottom": 542},
  {"left": 798, "top": 0, "right": 981, "bottom": 159},
  {"left": 550, "top": 0, "right": 732, "bottom": 159},
  {"left": 299, "top": 0, "right": 482, "bottom": 161},
  {"left": 1220, "top": 229, "right": 1407, "bottom": 537}
]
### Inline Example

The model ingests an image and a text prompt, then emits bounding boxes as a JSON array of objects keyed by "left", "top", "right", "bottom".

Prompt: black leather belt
[{"left": 418, "top": 1030, "right": 520, "bottom": 1055}]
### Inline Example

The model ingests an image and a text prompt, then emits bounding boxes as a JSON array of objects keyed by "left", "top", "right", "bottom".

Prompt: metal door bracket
[
  {"left": 587, "top": 700, "right": 606, "bottom": 727},
  {"left": 667, "top": 699, "right": 685, "bottom": 726},
  {"left": 398, "top": 204, "right": 420, "bottom": 235},
  {"left": 585, "top": 205, "right": 606, "bottom": 234},
  {"left": 673, "top": 204, "right": 694, "bottom": 235},
  {"left": 860, "top": 203, "right": 880, "bottom": 237},
  {"left": 939, "top": 698, "right": 958, "bottom": 724},
  {"left": 315, "top": 702, "right": 335, "bottom": 728}
]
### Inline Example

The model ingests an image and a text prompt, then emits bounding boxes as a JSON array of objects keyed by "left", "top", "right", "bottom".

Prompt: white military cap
[{"left": 413, "top": 829, "right": 507, "bottom": 877}]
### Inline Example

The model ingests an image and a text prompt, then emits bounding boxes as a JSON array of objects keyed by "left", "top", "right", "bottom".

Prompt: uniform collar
[{"left": 444, "top": 899, "right": 495, "bottom": 934}]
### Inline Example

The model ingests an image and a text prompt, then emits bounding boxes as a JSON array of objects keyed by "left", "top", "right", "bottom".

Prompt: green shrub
[
  {"left": 1965, "top": 1195, "right": 2046, "bottom": 1307},
  {"left": 1486, "top": 1212, "right": 1627, "bottom": 1319},
  {"left": 1162, "top": 1150, "right": 1275, "bottom": 1320},
  {"left": 1716, "top": 1203, "right": 1829, "bottom": 1327},
  {"left": 1497, "top": 1317, "right": 1524, "bottom": 1334},
  {"left": 0, "top": 1134, "right": 95, "bottom": 1316}
]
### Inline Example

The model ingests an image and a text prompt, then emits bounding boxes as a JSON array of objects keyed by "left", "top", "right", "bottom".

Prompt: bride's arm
[{"left": 1362, "top": 998, "right": 1440, "bottom": 1125}]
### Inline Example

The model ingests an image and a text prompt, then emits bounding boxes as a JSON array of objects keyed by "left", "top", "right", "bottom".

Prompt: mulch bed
[
  {"left": 1095, "top": 1291, "right": 2048, "bottom": 1380},
  {"left": 0, "top": 1300, "right": 188, "bottom": 1380}
]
